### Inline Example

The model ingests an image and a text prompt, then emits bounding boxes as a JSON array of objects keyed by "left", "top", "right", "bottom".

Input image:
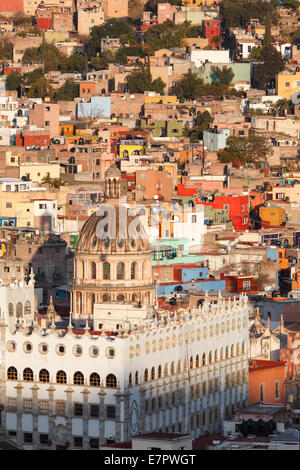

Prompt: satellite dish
[{"left": 154, "top": 195, "right": 159, "bottom": 200}]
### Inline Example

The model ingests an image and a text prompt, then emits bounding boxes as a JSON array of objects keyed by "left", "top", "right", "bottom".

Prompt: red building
[
  {"left": 202, "top": 20, "right": 221, "bottom": 48},
  {"left": 0, "top": 0, "right": 23, "bottom": 12},
  {"left": 177, "top": 185, "right": 249, "bottom": 231},
  {"left": 16, "top": 129, "right": 50, "bottom": 147},
  {"left": 3, "top": 65, "right": 22, "bottom": 75},
  {"left": 36, "top": 10, "right": 53, "bottom": 31},
  {"left": 121, "top": 174, "right": 136, "bottom": 191},
  {"left": 221, "top": 273, "right": 258, "bottom": 294},
  {"left": 248, "top": 359, "right": 286, "bottom": 405}
]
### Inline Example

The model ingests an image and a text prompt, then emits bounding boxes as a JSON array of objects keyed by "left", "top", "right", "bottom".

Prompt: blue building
[{"left": 77, "top": 96, "right": 111, "bottom": 119}]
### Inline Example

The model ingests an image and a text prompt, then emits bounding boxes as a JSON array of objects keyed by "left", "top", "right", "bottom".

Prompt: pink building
[
  {"left": 29, "top": 102, "right": 59, "bottom": 139},
  {"left": 157, "top": 3, "right": 177, "bottom": 24}
]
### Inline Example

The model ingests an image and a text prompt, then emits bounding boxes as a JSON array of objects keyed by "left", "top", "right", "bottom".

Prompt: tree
[
  {"left": 184, "top": 111, "right": 214, "bottom": 142},
  {"left": 27, "top": 77, "right": 54, "bottom": 99},
  {"left": 218, "top": 133, "right": 273, "bottom": 167},
  {"left": 126, "top": 63, "right": 166, "bottom": 93},
  {"left": 173, "top": 71, "right": 204, "bottom": 101},
  {"left": 60, "top": 53, "right": 88, "bottom": 73},
  {"left": 144, "top": 20, "right": 191, "bottom": 52},
  {"left": 212, "top": 66, "right": 234, "bottom": 86},
  {"left": 6, "top": 71, "right": 23, "bottom": 91},
  {"left": 0, "top": 40, "right": 13, "bottom": 60},
  {"left": 22, "top": 42, "right": 62, "bottom": 73},
  {"left": 87, "top": 19, "right": 136, "bottom": 57},
  {"left": 54, "top": 80, "right": 79, "bottom": 101},
  {"left": 253, "top": 45, "right": 286, "bottom": 89},
  {"left": 221, "top": 0, "right": 278, "bottom": 29},
  {"left": 24, "top": 68, "right": 44, "bottom": 86}
]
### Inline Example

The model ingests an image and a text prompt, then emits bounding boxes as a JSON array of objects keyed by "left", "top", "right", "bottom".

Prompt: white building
[{"left": 190, "top": 50, "right": 231, "bottom": 68}]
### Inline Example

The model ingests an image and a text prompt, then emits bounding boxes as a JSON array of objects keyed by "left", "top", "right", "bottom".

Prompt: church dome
[{"left": 76, "top": 205, "right": 150, "bottom": 255}]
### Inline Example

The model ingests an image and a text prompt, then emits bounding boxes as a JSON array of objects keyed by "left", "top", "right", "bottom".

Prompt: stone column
[
  {"left": 81, "top": 388, "right": 90, "bottom": 449},
  {"left": 138, "top": 386, "right": 146, "bottom": 433},
  {"left": 15, "top": 383, "right": 23, "bottom": 448},
  {"left": 98, "top": 389, "right": 106, "bottom": 447},
  {"left": 31, "top": 384, "right": 39, "bottom": 449},
  {"left": 46, "top": 385, "right": 56, "bottom": 450},
  {"left": 65, "top": 387, "right": 74, "bottom": 448}
]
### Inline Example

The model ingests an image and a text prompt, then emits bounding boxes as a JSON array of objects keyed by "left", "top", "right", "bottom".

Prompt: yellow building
[
  {"left": 144, "top": 94, "right": 178, "bottom": 105},
  {"left": 259, "top": 206, "right": 286, "bottom": 226},
  {"left": 44, "top": 31, "right": 69, "bottom": 44},
  {"left": 19, "top": 163, "right": 60, "bottom": 183},
  {"left": 276, "top": 71, "right": 300, "bottom": 100},
  {"left": 119, "top": 144, "right": 146, "bottom": 159},
  {"left": 181, "top": 0, "right": 220, "bottom": 5}
]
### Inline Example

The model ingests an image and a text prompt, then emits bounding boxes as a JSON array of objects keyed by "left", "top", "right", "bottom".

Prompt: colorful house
[{"left": 248, "top": 359, "right": 286, "bottom": 405}]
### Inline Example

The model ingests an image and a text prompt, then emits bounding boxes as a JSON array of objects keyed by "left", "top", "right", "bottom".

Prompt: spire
[
  {"left": 46, "top": 296, "right": 61, "bottom": 323},
  {"left": 250, "top": 307, "right": 266, "bottom": 336}
]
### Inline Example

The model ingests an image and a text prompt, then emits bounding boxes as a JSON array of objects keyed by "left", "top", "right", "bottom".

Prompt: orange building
[{"left": 248, "top": 359, "right": 286, "bottom": 405}]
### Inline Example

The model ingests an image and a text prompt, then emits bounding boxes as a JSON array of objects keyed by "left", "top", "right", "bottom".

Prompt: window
[
  {"left": 192, "top": 215, "right": 197, "bottom": 223},
  {"left": 89, "top": 372, "right": 100, "bottom": 387},
  {"left": 117, "top": 262, "right": 125, "bottom": 280},
  {"left": 7, "top": 398, "right": 17, "bottom": 410},
  {"left": 23, "top": 368, "right": 33, "bottom": 382},
  {"left": 285, "top": 82, "right": 290, "bottom": 87},
  {"left": 103, "top": 262, "right": 110, "bottom": 280},
  {"left": 90, "top": 438, "right": 99, "bottom": 449},
  {"left": 6, "top": 202, "right": 12, "bottom": 208},
  {"left": 275, "top": 380, "right": 280, "bottom": 399},
  {"left": 74, "top": 403, "right": 83, "bottom": 416},
  {"left": 243, "top": 280, "right": 251, "bottom": 291},
  {"left": 45, "top": 121, "right": 50, "bottom": 126},
  {"left": 90, "top": 405, "right": 99, "bottom": 417},
  {"left": 106, "top": 374, "right": 117, "bottom": 388},
  {"left": 24, "top": 399, "right": 32, "bottom": 411},
  {"left": 39, "top": 401, "right": 49, "bottom": 413},
  {"left": 24, "top": 433, "right": 32, "bottom": 443},
  {"left": 260, "top": 383, "right": 265, "bottom": 402},
  {"left": 56, "top": 370, "right": 67, "bottom": 384},
  {"left": 40, "top": 434, "right": 49, "bottom": 445},
  {"left": 39, "top": 369, "right": 49, "bottom": 383},
  {"left": 7, "top": 366, "right": 17, "bottom": 380},
  {"left": 56, "top": 401, "right": 65, "bottom": 415},
  {"left": 74, "top": 436, "right": 83, "bottom": 448},
  {"left": 131, "top": 262, "right": 136, "bottom": 280},
  {"left": 73, "top": 371, "right": 84, "bottom": 385},
  {"left": 107, "top": 406, "right": 116, "bottom": 418}
]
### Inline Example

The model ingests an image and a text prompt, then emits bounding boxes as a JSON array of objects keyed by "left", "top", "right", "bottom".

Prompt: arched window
[
  {"left": 56, "top": 370, "right": 67, "bottom": 384},
  {"left": 215, "top": 350, "right": 219, "bottom": 363},
  {"left": 117, "top": 294, "right": 125, "bottom": 301},
  {"left": 226, "top": 346, "right": 229, "bottom": 359},
  {"left": 184, "top": 359, "right": 188, "bottom": 372},
  {"left": 89, "top": 373, "right": 100, "bottom": 387},
  {"left": 106, "top": 374, "right": 117, "bottom": 388},
  {"left": 158, "top": 365, "right": 162, "bottom": 379},
  {"left": 103, "top": 294, "right": 110, "bottom": 302},
  {"left": 171, "top": 361, "right": 175, "bottom": 375},
  {"left": 74, "top": 371, "right": 84, "bottom": 385},
  {"left": 202, "top": 353, "right": 206, "bottom": 366},
  {"left": 117, "top": 262, "right": 125, "bottom": 280},
  {"left": 135, "top": 371, "right": 139, "bottom": 385},
  {"left": 164, "top": 363, "right": 169, "bottom": 377},
  {"left": 177, "top": 360, "right": 182, "bottom": 374},
  {"left": 196, "top": 355, "right": 199, "bottom": 368},
  {"left": 16, "top": 302, "right": 22, "bottom": 318},
  {"left": 39, "top": 369, "right": 49, "bottom": 383},
  {"left": 103, "top": 262, "right": 110, "bottom": 280},
  {"left": 131, "top": 262, "right": 136, "bottom": 280},
  {"left": 128, "top": 373, "right": 132, "bottom": 387},
  {"left": 23, "top": 368, "right": 33, "bottom": 382},
  {"left": 190, "top": 356, "right": 194, "bottom": 370},
  {"left": 231, "top": 345, "right": 235, "bottom": 357},
  {"left": 208, "top": 351, "right": 213, "bottom": 364},
  {"left": 91, "top": 262, "right": 96, "bottom": 280},
  {"left": 8, "top": 303, "right": 14, "bottom": 317},
  {"left": 24, "top": 301, "right": 31, "bottom": 315},
  {"left": 242, "top": 341, "right": 246, "bottom": 354},
  {"left": 151, "top": 367, "right": 155, "bottom": 381},
  {"left": 7, "top": 366, "right": 17, "bottom": 380},
  {"left": 76, "top": 292, "right": 82, "bottom": 315},
  {"left": 144, "top": 369, "right": 148, "bottom": 382}
]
